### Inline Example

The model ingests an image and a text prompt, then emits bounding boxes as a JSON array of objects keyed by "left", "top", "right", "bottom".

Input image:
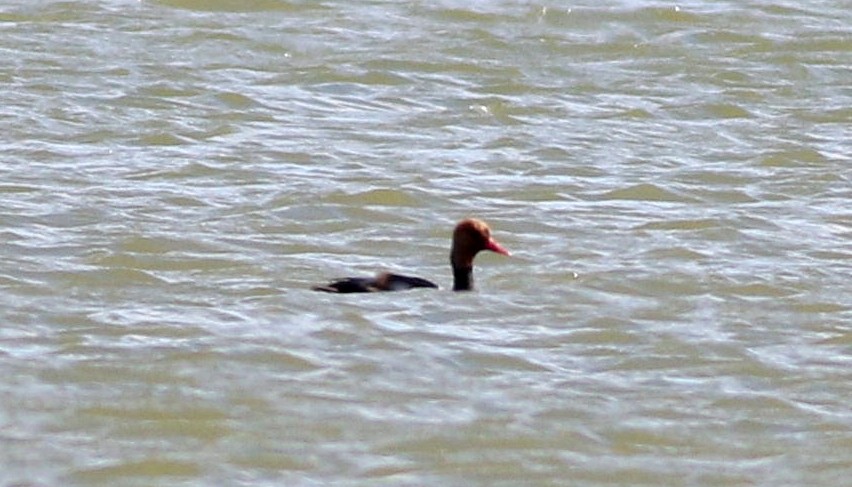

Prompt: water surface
[{"left": 1, "top": 0, "right": 850, "bottom": 485}]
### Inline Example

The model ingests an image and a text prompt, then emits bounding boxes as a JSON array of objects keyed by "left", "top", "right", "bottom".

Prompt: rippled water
[{"left": 1, "top": 0, "right": 850, "bottom": 485}]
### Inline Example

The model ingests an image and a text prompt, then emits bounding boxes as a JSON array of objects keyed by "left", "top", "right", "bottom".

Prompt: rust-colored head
[{"left": 450, "top": 218, "right": 510, "bottom": 269}]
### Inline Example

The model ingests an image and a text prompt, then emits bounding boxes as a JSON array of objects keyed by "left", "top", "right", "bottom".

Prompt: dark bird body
[{"left": 311, "top": 273, "right": 438, "bottom": 293}]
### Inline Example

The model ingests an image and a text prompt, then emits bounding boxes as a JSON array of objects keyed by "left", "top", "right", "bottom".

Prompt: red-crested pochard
[{"left": 312, "top": 218, "right": 510, "bottom": 293}]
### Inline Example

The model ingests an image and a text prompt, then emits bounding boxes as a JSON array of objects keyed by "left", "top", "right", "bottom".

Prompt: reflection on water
[{"left": 1, "top": 0, "right": 850, "bottom": 485}]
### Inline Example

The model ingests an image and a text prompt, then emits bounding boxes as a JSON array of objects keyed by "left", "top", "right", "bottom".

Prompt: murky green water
[{"left": 1, "top": 0, "right": 850, "bottom": 485}]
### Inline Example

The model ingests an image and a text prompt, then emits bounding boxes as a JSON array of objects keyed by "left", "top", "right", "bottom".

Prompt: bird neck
[
  {"left": 450, "top": 244, "right": 478, "bottom": 291},
  {"left": 452, "top": 264, "right": 473, "bottom": 291}
]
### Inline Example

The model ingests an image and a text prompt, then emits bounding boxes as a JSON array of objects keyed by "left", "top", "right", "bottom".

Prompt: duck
[{"left": 312, "top": 218, "right": 510, "bottom": 293}]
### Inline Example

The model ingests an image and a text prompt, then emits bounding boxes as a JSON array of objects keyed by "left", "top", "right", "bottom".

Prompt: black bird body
[{"left": 312, "top": 272, "right": 438, "bottom": 293}]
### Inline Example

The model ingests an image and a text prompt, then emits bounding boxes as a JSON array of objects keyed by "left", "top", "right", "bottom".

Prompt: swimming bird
[{"left": 312, "top": 218, "right": 510, "bottom": 293}]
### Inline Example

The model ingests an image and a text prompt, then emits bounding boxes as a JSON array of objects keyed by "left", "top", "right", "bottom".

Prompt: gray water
[{"left": 1, "top": 0, "right": 850, "bottom": 486}]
